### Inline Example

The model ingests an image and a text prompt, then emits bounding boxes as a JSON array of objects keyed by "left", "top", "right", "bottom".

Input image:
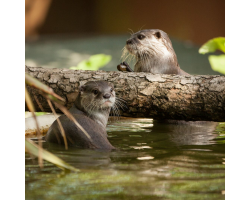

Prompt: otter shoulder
[{"left": 45, "top": 113, "right": 114, "bottom": 149}]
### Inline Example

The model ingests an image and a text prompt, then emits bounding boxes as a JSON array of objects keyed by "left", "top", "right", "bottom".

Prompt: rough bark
[{"left": 25, "top": 66, "right": 225, "bottom": 122}]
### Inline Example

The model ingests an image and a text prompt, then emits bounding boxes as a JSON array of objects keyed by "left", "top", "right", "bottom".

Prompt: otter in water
[
  {"left": 45, "top": 81, "right": 116, "bottom": 150},
  {"left": 117, "top": 29, "right": 189, "bottom": 75}
]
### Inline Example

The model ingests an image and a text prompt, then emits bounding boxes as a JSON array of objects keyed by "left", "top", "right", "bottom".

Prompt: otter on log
[
  {"left": 45, "top": 81, "right": 116, "bottom": 150},
  {"left": 117, "top": 29, "right": 189, "bottom": 75}
]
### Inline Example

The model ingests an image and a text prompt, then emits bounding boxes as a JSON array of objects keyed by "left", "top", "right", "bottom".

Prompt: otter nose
[
  {"left": 103, "top": 93, "right": 111, "bottom": 99},
  {"left": 126, "top": 39, "right": 132, "bottom": 45}
]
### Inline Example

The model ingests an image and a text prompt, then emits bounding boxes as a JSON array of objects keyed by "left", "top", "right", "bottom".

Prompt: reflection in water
[
  {"left": 26, "top": 118, "right": 225, "bottom": 200},
  {"left": 137, "top": 156, "right": 154, "bottom": 160},
  {"left": 130, "top": 146, "right": 152, "bottom": 149},
  {"left": 107, "top": 117, "right": 153, "bottom": 132},
  {"left": 152, "top": 120, "right": 218, "bottom": 146}
]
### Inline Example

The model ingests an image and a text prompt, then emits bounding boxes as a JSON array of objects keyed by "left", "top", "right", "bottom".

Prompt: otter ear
[
  {"left": 79, "top": 85, "right": 86, "bottom": 93},
  {"left": 155, "top": 31, "right": 161, "bottom": 39}
]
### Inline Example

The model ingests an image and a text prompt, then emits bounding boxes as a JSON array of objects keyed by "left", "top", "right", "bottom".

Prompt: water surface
[{"left": 25, "top": 118, "right": 225, "bottom": 200}]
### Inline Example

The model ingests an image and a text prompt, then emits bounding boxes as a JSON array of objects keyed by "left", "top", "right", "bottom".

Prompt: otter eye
[
  {"left": 110, "top": 88, "right": 113, "bottom": 92},
  {"left": 93, "top": 89, "right": 98, "bottom": 95},
  {"left": 137, "top": 34, "right": 145, "bottom": 40},
  {"left": 155, "top": 32, "right": 161, "bottom": 39}
]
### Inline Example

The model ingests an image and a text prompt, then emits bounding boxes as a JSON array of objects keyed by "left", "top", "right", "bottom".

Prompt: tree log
[{"left": 25, "top": 66, "right": 225, "bottom": 122}]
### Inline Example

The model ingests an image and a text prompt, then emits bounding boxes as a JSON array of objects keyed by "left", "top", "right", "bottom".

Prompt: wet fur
[{"left": 45, "top": 81, "right": 116, "bottom": 150}]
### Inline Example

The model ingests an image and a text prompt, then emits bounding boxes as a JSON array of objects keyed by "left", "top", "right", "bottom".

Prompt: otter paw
[
  {"left": 122, "top": 62, "right": 134, "bottom": 72},
  {"left": 117, "top": 63, "right": 128, "bottom": 72}
]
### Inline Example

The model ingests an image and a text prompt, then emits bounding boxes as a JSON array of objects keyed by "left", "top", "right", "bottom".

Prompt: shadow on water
[{"left": 26, "top": 118, "right": 225, "bottom": 200}]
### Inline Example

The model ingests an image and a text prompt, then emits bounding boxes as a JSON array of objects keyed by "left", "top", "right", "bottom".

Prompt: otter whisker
[
  {"left": 138, "top": 25, "right": 145, "bottom": 32},
  {"left": 127, "top": 31, "right": 133, "bottom": 36},
  {"left": 115, "top": 99, "right": 127, "bottom": 109},
  {"left": 121, "top": 48, "right": 135, "bottom": 65},
  {"left": 115, "top": 100, "right": 128, "bottom": 111},
  {"left": 113, "top": 104, "right": 121, "bottom": 120},
  {"left": 115, "top": 102, "right": 126, "bottom": 111},
  {"left": 115, "top": 100, "right": 124, "bottom": 111},
  {"left": 110, "top": 105, "right": 119, "bottom": 121},
  {"left": 111, "top": 107, "right": 118, "bottom": 119},
  {"left": 116, "top": 97, "right": 127, "bottom": 103},
  {"left": 128, "top": 28, "right": 134, "bottom": 35},
  {"left": 124, "top": 43, "right": 136, "bottom": 65},
  {"left": 122, "top": 50, "right": 131, "bottom": 62}
]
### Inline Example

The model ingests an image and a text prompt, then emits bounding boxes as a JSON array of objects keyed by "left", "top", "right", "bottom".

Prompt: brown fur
[
  {"left": 45, "top": 81, "right": 116, "bottom": 150},
  {"left": 122, "top": 29, "right": 189, "bottom": 75}
]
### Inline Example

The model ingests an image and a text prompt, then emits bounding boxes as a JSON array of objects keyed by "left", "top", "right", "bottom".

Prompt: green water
[{"left": 25, "top": 118, "right": 225, "bottom": 200}]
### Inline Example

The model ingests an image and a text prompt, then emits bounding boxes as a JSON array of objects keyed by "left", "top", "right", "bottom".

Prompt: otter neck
[
  {"left": 87, "top": 108, "right": 110, "bottom": 128},
  {"left": 135, "top": 54, "right": 178, "bottom": 74},
  {"left": 74, "top": 95, "right": 110, "bottom": 129}
]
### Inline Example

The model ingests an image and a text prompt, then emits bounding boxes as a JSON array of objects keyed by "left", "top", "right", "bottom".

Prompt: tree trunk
[{"left": 25, "top": 66, "right": 225, "bottom": 122}]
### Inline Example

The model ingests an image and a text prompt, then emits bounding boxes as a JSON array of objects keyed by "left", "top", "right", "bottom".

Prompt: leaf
[
  {"left": 35, "top": 112, "right": 47, "bottom": 116},
  {"left": 70, "top": 54, "right": 112, "bottom": 71},
  {"left": 88, "top": 54, "right": 112, "bottom": 70},
  {"left": 77, "top": 60, "right": 89, "bottom": 69},
  {"left": 208, "top": 55, "right": 225, "bottom": 74},
  {"left": 25, "top": 86, "right": 43, "bottom": 167},
  {"left": 25, "top": 139, "right": 80, "bottom": 172},
  {"left": 199, "top": 37, "right": 225, "bottom": 54}
]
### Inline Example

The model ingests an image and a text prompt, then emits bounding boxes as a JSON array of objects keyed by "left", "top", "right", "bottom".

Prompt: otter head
[
  {"left": 125, "top": 29, "right": 175, "bottom": 59},
  {"left": 122, "top": 29, "right": 179, "bottom": 73},
  {"left": 75, "top": 81, "right": 115, "bottom": 115}
]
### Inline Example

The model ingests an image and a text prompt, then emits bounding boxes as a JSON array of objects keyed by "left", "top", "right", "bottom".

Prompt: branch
[{"left": 25, "top": 66, "right": 225, "bottom": 122}]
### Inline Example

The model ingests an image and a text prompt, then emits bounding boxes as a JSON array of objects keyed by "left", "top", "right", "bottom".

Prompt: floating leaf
[
  {"left": 208, "top": 55, "right": 225, "bottom": 74},
  {"left": 199, "top": 37, "right": 225, "bottom": 54}
]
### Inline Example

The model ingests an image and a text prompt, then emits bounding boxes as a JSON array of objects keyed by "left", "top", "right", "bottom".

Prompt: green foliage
[
  {"left": 199, "top": 37, "right": 225, "bottom": 54},
  {"left": 199, "top": 37, "right": 225, "bottom": 74},
  {"left": 70, "top": 54, "right": 112, "bottom": 70},
  {"left": 35, "top": 112, "right": 47, "bottom": 116},
  {"left": 209, "top": 55, "right": 225, "bottom": 74}
]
